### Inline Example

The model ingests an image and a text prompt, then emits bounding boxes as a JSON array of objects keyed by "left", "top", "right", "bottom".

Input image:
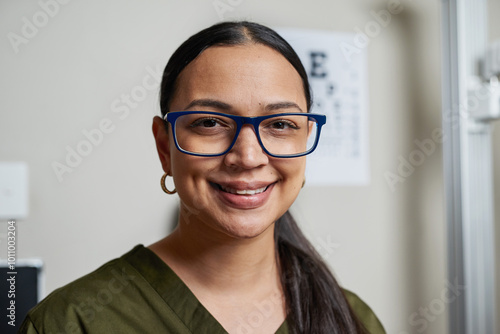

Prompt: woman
[{"left": 20, "top": 21, "right": 385, "bottom": 334}]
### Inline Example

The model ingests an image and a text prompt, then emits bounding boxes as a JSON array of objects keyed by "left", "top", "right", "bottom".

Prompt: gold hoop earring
[
  {"left": 301, "top": 178, "right": 306, "bottom": 188},
  {"left": 161, "top": 173, "right": 177, "bottom": 194}
]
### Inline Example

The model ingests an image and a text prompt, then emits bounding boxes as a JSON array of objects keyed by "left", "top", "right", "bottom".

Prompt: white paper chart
[{"left": 278, "top": 28, "right": 370, "bottom": 186}]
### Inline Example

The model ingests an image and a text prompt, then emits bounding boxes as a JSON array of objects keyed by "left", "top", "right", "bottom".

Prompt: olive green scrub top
[{"left": 19, "top": 245, "right": 385, "bottom": 333}]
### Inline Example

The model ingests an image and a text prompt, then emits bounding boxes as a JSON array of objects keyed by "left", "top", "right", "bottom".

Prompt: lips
[
  {"left": 217, "top": 184, "right": 268, "bottom": 195},
  {"left": 210, "top": 181, "right": 276, "bottom": 209}
]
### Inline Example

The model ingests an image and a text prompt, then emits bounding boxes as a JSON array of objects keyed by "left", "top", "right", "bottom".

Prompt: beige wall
[{"left": 0, "top": 0, "right": 452, "bottom": 332}]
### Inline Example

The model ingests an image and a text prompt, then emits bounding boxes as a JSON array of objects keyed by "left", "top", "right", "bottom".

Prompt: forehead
[{"left": 171, "top": 44, "right": 306, "bottom": 111}]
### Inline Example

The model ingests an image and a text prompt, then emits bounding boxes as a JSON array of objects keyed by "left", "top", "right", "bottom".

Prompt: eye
[
  {"left": 191, "top": 117, "right": 226, "bottom": 128},
  {"left": 201, "top": 119, "right": 217, "bottom": 127},
  {"left": 269, "top": 119, "right": 299, "bottom": 130}
]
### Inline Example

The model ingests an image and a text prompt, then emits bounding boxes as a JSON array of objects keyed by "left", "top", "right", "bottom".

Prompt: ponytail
[{"left": 275, "top": 211, "right": 369, "bottom": 333}]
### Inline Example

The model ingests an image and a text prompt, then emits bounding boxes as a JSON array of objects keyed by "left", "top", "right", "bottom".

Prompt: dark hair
[
  {"left": 159, "top": 21, "right": 311, "bottom": 115},
  {"left": 159, "top": 21, "right": 368, "bottom": 334}
]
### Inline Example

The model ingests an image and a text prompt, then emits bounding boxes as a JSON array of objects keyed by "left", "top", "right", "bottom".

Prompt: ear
[{"left": 152, "top": 116, "right": 172, "bottom": 175}]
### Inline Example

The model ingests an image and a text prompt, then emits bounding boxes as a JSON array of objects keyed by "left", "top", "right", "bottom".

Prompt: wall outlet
[{"left": 0, "top": 162, "right": 29, "bottom": 220}]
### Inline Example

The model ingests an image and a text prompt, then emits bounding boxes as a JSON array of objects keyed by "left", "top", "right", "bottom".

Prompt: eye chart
[{"left": 277, "top": 28, "right": 370, "bottom": 186}]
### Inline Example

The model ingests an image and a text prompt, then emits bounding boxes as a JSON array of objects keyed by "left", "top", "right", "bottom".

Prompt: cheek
[
  {"left": 170, "top": 153, "right": 218, "bottom": 205},
  {"left": 171, "top": 160, "right": 205, "bottom": 214},
  {"left": 274, "top": 158, "right": 306, "bottom": 186}
]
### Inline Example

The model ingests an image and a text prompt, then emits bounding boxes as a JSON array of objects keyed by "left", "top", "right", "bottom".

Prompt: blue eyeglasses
[{"left": 164, "top": 111, "right": 326, "bottom": 158}]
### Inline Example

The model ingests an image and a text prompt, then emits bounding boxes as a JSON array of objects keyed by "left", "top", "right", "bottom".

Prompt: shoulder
[
  {"left": 342, "top": 289, "right": 386, "bottom": 334},
  {"left": 19, "top": 246, "right": 142, "bottom": 334}
]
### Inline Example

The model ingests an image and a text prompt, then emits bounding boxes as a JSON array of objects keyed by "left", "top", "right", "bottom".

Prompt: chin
[{"left": 217, "top": 215, "right": 276, "bottom": 240}]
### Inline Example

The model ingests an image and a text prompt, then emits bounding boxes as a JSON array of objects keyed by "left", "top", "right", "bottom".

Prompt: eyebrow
[
  {"left": 183, "top": 99, "right": 303, "bottom": 113},
  {"left": 183, "top": 99, "right": 232, "bottom": 111},
  {"left": 265, "top": 101, "right": 303, "bottom": 113}
]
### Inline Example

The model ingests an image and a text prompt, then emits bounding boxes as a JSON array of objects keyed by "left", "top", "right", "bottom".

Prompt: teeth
[{"left": 221, "top": 186, "right": 267, "bottom": 195}]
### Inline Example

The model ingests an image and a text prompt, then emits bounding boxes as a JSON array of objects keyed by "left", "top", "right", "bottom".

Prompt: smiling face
[{"left": 154, "top": 44, "right": 308, "bottom": 239}]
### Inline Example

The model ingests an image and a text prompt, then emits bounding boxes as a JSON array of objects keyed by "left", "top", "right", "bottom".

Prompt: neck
[
  {"left": 150, "top": 211, "right": 280, "bottom": 293},
  {"left": 149, "top": 209, "right": 287, "bottom": 333}
]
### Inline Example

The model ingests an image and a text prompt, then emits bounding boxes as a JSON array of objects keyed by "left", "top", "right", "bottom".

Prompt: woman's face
[{"left": 155, "top": 44, "right": 308, "bottom": 239}]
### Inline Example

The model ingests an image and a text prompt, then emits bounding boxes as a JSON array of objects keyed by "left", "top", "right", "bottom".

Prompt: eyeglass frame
[{"left": 163, "top": 111, "right": 327, "bottom": 158}]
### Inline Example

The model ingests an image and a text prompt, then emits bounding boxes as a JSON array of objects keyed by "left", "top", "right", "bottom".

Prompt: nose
[{"left": 223, "top": 124, "right": 269, "bottom": 169}]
